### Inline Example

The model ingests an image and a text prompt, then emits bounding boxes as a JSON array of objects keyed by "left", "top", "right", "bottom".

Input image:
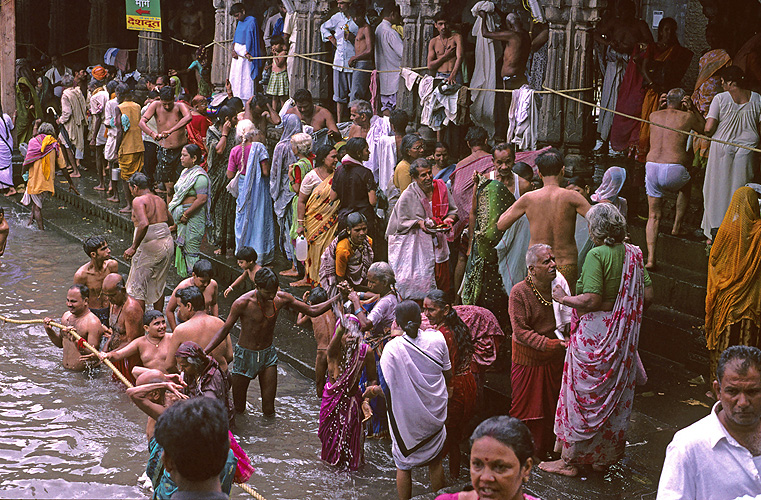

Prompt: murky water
[{"left": 0, "top": 209, "right": 420, "bottom": 499}]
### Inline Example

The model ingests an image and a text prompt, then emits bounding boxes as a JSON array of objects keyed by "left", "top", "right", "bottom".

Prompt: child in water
[{"left": 224, "top": 246, "right": 261, "bottom": 298}]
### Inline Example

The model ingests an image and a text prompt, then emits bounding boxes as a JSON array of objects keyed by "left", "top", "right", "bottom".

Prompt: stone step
[
  {"left": 639, "top": 304, "right": 707, "bottom": 374},
  {"left": 629, "top": 225, "right": 708, "bottom": 274},
  {"left": 647, "top": 263, "right": 707, "bottom": 318}
]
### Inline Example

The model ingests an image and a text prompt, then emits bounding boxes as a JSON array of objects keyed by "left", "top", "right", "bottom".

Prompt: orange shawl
[{"left": 705, "top": 187, "right": 761, "bottom": 349}]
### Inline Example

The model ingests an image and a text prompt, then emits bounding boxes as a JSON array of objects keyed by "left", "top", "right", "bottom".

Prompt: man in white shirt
[
  {"left": 320, "top": 0, "right": 357, "bottom": 122},
  {"left": 657, "top": 345, "right": 761, "bottom": 500},
  {"left": 374, "top": 3, "right": 403, "bottom": 115},
  {"left": 45, "top": 54, "right": 73, "bottom": 101}
]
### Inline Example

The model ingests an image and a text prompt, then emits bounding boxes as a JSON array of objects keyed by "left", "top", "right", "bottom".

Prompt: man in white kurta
[
  {"left": 374, "top": 6, "right": 403, "bottom": 114},
  {"left": 320, "top": 2, "right": 357, "bottom": 120}
]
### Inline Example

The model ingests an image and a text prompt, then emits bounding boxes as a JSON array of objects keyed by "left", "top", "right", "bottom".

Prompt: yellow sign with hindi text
[{"left": 126, "top": 0, "right": 162, "bottom": 32}]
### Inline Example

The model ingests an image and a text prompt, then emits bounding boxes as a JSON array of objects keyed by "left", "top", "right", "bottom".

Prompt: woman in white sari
[{"left": 541, "top": 203, "right": 653, "bottom": 477}]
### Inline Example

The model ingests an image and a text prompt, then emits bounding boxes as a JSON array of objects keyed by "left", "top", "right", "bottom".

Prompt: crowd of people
[{"left": 3, "top": 1, "right": 761, "bottom": 500}]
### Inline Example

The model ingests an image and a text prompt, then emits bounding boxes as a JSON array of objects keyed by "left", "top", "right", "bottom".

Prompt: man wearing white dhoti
[{"left": 229, "top": 3, "right": 263, "bottom": 102}]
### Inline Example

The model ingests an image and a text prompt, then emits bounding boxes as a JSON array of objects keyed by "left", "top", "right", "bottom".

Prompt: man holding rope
[
  {"left": 44, "top": 284, "right": 105, "bottom": 372},
  {"left": 645, "top": 88, "right": 705, "bottom": 270},
  {"left": 102, "top": 273, "right": 144, "bottom": 385}
]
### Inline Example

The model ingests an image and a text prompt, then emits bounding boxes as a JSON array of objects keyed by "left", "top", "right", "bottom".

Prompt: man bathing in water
[
  {"left": 99, "top": 310, "right": 173, "bottom": 372},
  {"left": 139, "top": 86, "right": 192, "bottom": 202},
  {"left": 74, "top": 236, "right": 119, "bottom": 325},
  {"left": 497, "top": 148, "right": 591, "bottom": 292},
  {"left": 165, "top": 259, "right": 219, "bottom": 332},
  {"left": 164, "top": 286, "right": 233, "bottom": 374},
  {"left": 44, "top": 284, "right": 106, "bottom": 371},
  {"left": 205, "top": 268, "right": 339, "bottom": 416},
  {"left": 101, "top": 273, "right": 144, "bottom": 383}
]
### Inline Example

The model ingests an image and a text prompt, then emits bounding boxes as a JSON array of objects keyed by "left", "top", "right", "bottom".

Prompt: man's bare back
[
  {"left": 168, "top": 313, "right": 232, "bottom": 372},
  {"left": 143, "top": 100, "right": 190, "bottom": 149},
  {"left": 74, "top": 260, "right": 119, "bottom": 310},
  {"left": 132, "top": 193, "right": 170, "bottom": 226},
  {"left": 648, "top": 108, "right": 702, "bottom": 165},
  {"left": 499, "top": 185, "right": 590, "bottom": 266}
]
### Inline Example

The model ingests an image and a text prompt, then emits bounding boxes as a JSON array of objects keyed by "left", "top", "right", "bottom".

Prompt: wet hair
[
  {"left": 666, "top": 88, "right": 686, "bottom": 108},
  {"left": 293, "top": 88, "right": 313, "bottom": 104},
  {"left": 720, "top": 65, "right": 746, "bottom": 87},
  {"left": 191, "top": 95, "right": 206, "bottom": 108},
  {"left": 349, "top": 99, "right": 373, "bottom": 118},
  {"left": 69, "top": 283, "right": 90, "bottom": 299},
  {"left": 525, "top": 243, "right": 552, "bottom": 268},
  {"left": 159, "top": 86, "right": 174, "bottom": 102},
  {"left": 389, "top": 109, "right": 409, "bottom": 134},
  {"left": 586, "top": 202, "right": 627, "bottom": 246},
  {"left": 493, "top": 143, "right": 516, "bottom": 156},
  {"left": 229, "top": 3, "right": 246, "bottom": 16},
  {"left": 183, "top": 143, "right": 203, "bottom": 164},
  {"left": 512, "top": 161, "right": 534, "bottom": 182},
  {"left": 270, "top": 34, "right": 285, "bottom": 47},
  {"left": 38, "top": 122, "right": 55, "bottom": 136},
  {"left": 306, "top": 286, "right": 328, "bottom": 305},
  {"left": 344, "top": 137, "right": 368, "bottom": 160},
  {"left": 400, "top": 134, "right": 422, "bottom": 161},
  {"left": 192, "top": 259, "right": 213, "bottom": 279},
  {"left": 154, "top": 398, "right": 229, "bottom": 482},
  {"left": 535, "top": 147, "right": 564, "bottom": 177},
  {"left": 465, "top": 126, "right": 488, "bottom": 148},
  {"left": 176, "top": 286, "right": 205, "bottom": 312},
  {"left": 409, "top": 158, "right": 431, "bottom": 179},
  {"left": 291, "top": 132, "right": 313, "bottom": 156},
  {"left": 425, "top": 290, "right": 473, "bottom": 362},
  {"left": 143, "top": 309, "right": 165, "bottom": 326},
  {"left": 129, "top": 172, "right": 150, "bottom": 189},
  {"left": 314, "top": 144, "right": 336, "bottom": 167},
  {"left": 470, "top": 416, "right": 535, "bottom": 467},
  {"left": 83, "top": 235, "right": 108, "bottom": 257},
  {"left": 215, "top": 105, "right": 236, "bottom": 126},
  {"left": 254, "top": 267, "right": 279, "bottom": 292},
  {"left": 368, "top": 261, "right": 396, "bottom": 287},
  {"left": 717, "top": 345, "right": 761, "bottom": 384},
  {"left": 235, "top": 246, "right": 258, "bottom": 262},
  {"left": 395, "top": 300, "right": 422, "bottom": 338}
]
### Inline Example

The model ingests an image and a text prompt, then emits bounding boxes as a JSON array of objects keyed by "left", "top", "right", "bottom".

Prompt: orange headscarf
[{"left": 705, "top": 187, "right": 761, "bottom": 349}]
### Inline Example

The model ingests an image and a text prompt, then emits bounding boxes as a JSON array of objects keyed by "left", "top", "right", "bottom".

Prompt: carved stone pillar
[
  {"left": 211, "top": 0, "right": 236, "bottom": 89},
  {"left": 137, "top": 32, "right": 164, "bottom": 74},
  {"left": 397, "top": 0, "right": 443, "bottom": 117},
  {"left": 88, "top": 0, "right": 109, "bottom": 65},
  {"left": 48, "top": 0, "right": 68, "bottom": 54},
  {"left": 537, "top": 0, "right": 605, "bottom": 153},
  {"left": 0, "top": 0, "right": 15, "bottom": 115},
  {"left": 290, "top": 0, "right": 331, "bottom": 105}
]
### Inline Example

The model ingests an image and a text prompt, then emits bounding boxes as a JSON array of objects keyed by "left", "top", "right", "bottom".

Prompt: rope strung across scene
[
  {"left": 0, "top": 314, "right": 267, "bottom": 500},
  {"left": 542, "top": 85, "right": 761, "bottom": 154}
]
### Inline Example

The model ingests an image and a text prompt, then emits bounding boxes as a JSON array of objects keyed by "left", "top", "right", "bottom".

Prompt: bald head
[
  {"left": 135, "top": 369, "right": 167, "bottom": 386},
  {"left": 102, "top": 273, "right": 127, "bottom": 305}
]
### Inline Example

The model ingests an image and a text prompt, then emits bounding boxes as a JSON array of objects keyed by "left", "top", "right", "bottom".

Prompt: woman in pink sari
[
  {"left": 541, "top": 203, "right": 653, "bottom": 476},
  {"left": 318, "top": 315, "right": 377, "bottom": 471}
]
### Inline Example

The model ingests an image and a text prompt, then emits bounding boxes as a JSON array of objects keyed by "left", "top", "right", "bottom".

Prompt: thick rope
[
  {"left": 0, "top": 315, "right": 268, "bottom": 500},
  {"left": 542, "top": 85, "right": 761, "bottom": 154}
]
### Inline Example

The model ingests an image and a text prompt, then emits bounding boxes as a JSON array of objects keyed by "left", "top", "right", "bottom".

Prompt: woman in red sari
[{"left": 423, "top": 289, "right": 477, "bottom": 478}]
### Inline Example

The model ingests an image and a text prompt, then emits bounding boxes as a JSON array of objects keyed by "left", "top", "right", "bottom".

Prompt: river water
[{"left": 0, "top": 210, "right": 413, "bottom": 499}]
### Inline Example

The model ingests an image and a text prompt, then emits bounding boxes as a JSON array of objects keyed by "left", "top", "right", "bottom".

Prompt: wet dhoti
[{"left": 126, "top": 222, "right": 174, "bottom": 304}]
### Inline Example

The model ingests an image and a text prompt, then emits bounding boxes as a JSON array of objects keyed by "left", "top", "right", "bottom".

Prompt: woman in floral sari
[
  {"left": 541, "top": 203, "right": 653, "bottom": 476},
  {"left": 297, "top": 145, "right": 340, "bottom": 285},
  {"left": 206, "top": 106, "right": 239, "bottom": 255},
  {"left": 168, "top": 144, "right": 210, "bottom": 277}
]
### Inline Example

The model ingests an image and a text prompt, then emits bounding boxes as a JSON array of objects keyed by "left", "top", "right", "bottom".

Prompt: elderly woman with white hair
[
  {"left": 206, "top": 105, "right": 240, "bottom": 255},
  {"left": 541, "top": 202, "right": 653, "bottom": 477},
  {"left": 347, "top": 260, "right": 401, "bottom": 438},
  {"left": 285, "top": 131, "right": 314, "bottom": 285}
]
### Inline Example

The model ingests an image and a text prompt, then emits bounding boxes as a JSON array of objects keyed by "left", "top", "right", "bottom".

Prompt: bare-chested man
[
  {"left": 497, "top": 148, "right": 591, "bottom": 292},
  {"left": 347, "top": 99, "right": 374, "bottom": 139},
  {"left": 481, "top": 11, "right": 531, "bottom": 119},
  {"left": 645, "top": 88, "right": 705, "bottom": 269},
  {"left": 347, "top": 2, "right": 374, "bottom": 103},
  {"left": 164, "top": 259, "right": 219, "bottom": 331},
  {"left": 205, "top": 268, "right": 338, "bottom": 416},
  {"left": 287, "top": 89, "right": 341, "bottom": 140},
  {"left": 124, "top": 173, "right": 174, "bottom": 312},
  {"left": 100, "top": 310, "right": 173, "bottom": 372},
  {"left": 74, "top": 235, "right": 119, "bottom": 325},
  {"left": 164, "top": 286, "right": 233, "bottom": 374},
  {"left": 139, "top": 86, "right": 192, "bottom": 202},
  {"left": 241, "top": 93, "right": 281, "bottom": 142},
  {"left": 427, "top": 12, "right": 464, "bottom": 85},
  {"left": 44, "top": 284, "right": 105, "bottom": 371},
  {"left": 102, "top": 273, "right": 144, "bottom": 383}
]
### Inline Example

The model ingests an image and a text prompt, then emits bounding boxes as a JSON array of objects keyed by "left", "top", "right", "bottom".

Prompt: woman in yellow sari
[
  {"left": 296, "top": 144, "right": 340, "bottom": 285},
  {"left": 706, "top": 186, "right": 761, "bottom": 383}
]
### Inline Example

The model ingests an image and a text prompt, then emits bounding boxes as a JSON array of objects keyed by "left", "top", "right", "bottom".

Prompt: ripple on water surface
[{"left": 0, "top": 210, "right": 413, "bottom": 499}]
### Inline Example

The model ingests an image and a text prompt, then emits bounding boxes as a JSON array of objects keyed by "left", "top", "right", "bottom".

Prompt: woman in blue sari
[{"left": 235, "top": 133, "right": 275, "bottom": 264}]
